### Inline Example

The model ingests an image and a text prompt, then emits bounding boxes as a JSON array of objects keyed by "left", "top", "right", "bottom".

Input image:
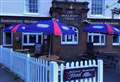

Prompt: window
[
  {"left": 113, "top": 36, "right": 120, "bottom": 46},
  {"left": 61, "top": 27, "right": 78, "bottom": 45},
  {"left": 55, "top": 0, "right": 82, "bottom": 2},
  {"left": 26, "top": 0, "right": 38, "bottom": 13},
  {"left": 29, "top": 35, "right": 36, "bottom": 43},
  {"left": 91, "top": 0, "right": 104, "bottom": 15},
  {"left": 23, "top": 35, "right": 27, "bottom": 43},
  {"left": 3, "top": 32, "right": 13, "bottom": 46},
  {"left": 22, "top": 33, "right": 43, "bottom": 46},
  {"left": 88, "top": 33, "right": 106, "bottom": 46}
]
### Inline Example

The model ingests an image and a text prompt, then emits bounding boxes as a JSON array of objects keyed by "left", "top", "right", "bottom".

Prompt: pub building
[
  {"left": 0, "top": 1, "right": 89, "bottom": 59},
  {"left": 87, "top": 18, "right": 120, "bottom": 55},
  {"left": 1, "top": 1, "right": 120, "bottom": 60}
]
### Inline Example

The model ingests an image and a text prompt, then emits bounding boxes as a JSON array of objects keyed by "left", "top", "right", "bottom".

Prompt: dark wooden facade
[{"left": 50, "top": 1, "right": 89, "bottom": 59}]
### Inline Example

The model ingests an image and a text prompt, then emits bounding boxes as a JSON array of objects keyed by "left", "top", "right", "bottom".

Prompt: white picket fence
[
  {"left": 0, "top": 46, "right": 52, "bottom": 82},
  {"left": 0, "top": 46, "right": 103, "bottom": 82}
]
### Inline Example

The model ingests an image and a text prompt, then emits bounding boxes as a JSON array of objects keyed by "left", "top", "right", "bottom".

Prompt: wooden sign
[
  {"left": 64, "top": 67, "right": 97, "bottom": 81},
  {"left": 62, "top": 9, "right": 81, "bottom": 21}
]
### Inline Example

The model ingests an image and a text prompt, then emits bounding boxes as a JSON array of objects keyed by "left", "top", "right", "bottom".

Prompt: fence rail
[{"left": 0, "top": 46, "right": 103, "bottom": 82}]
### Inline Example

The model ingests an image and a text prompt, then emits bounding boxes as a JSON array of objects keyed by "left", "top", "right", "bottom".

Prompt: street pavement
[
  {"left": 104, "top": 68, "right": 120, "bottom": 82},
  {"left": 0, "top": 66, "right": 22, "bottom": 82}
]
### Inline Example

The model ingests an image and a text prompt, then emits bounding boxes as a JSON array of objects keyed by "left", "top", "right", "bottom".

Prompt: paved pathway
[
  {"left": 104, "top": 68, "right": 120, "bottom": 82},
  {"left": 0, "top": 66, "right": 22, "bottom": 82}
]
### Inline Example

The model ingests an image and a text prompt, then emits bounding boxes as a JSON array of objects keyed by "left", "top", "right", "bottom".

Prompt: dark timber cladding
[{"left": 50, "top": 1, "right": 89, "bottom": 59}]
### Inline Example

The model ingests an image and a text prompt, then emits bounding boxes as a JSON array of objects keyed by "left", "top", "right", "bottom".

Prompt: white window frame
[
  {"left": 61, "top": 27, "right": 78, "bottom": 45},
  {"left": 88, "top": 33, "right": 106, "bottom": 46},
  {"left": 112, "top": 36, "right": 120, "bottom": 46},
  {"left": 91, "top": 0, "right": 105, "bottom": 15},
  {"left": 22, "top": 33, "right": 43, "bottom": 46},
  {"left": 24, "top": 0, "right": 39, "bottom": 14},
  {"left": 3, "top": 32, "right": 13, "bottom": 46}
]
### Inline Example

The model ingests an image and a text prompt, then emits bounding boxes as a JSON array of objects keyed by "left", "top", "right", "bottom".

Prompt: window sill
[
  {"left": 24, "top": 12, "right": 39, "bottom": 15},
  {"left": 89, "top": 14, "right": 104, "bottom": 17},
  {"left": 112, "top": 43, "right": 120, "bottom": 46},
  {"left": 61, "top": 42, "right": 78, "bottom": 45},
  {"left": 22, "top": 44, "right": 35, "bottom": 46},
  {"left": 93, "top": 43, "right": 105, "bottom": 46},
  {"left": 3, "top": 44, "right": 12, "bottom": 46}
]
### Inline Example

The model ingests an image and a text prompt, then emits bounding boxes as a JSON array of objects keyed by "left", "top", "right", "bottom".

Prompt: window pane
[
  {"left": 67, "top": 35, "right": 72, "bottom": 41},
  {"left": 44, "top": 35, "right": 47, "bottom": 39},
  {"left": 5, "top": 32, "right": 11, "bottom": 44},
  {"left": 88, "top": 35, "right": 92, "bottom": 42},
  {"left": 74, "top": 34, "right": 77, "bottom": 41},
  {"left": 113, "top": 36, "right": 119, "bottom": 43},
  {"left": 29, "top": 35, "right": 36, "bottom": 43},
  {"left": 93, "top": 35, "right": 99, "bottom": 43},
  {"left": 28, "top": 0, "right": 38, "bottom": 13},
  {"left": 101, "top": 35, "right": 105, "bottom": 43},
  {"left": 62, "top": 35, "right": 65, "bottom": 41},
  {"left": 92, "top": 0, "right": 103, "bottom": 15},
  {"left": 24, "top": 35, "right": 27, "bottom": 43},
  {"left": 38, "top": 35, "right": 42, "bottom": 44}
]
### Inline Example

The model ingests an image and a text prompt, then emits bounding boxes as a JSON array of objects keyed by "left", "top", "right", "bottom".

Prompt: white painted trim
[
  {"left": 22, "top": 33, "right": 43, "bottom": 46},
  {"left": 3, "top": 32, "right": 13, "bottom": 46},
  {"left": 61, "top": 27, "right": 78, "bottom": 45},
  {"left": 23, "top": 0, "right": 26, "bottom": 15},
  {"left": 94, "top": 43, "right": 105, "bottom": 46},
  {"left": 61, "top": 42, "right": 78, "bottom": 45},
  {"left": 88, "top": 33, "right": 106, "bottom": 46},
  {"left": 90, "top": 0, "right": 105, "bottom": 16},
  {"left": 24, "top": 13, "right": 40, "bottom": 15},
  {"left": 112, "top": 43, "right": 120, "bottom": 46},
  {"left": 24, "top": 0, "right": 39, "bottom": 15}
]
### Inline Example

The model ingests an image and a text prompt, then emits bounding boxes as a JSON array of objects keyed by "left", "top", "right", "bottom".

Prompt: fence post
[
  {"left": 97, "top": 59, "right": 103, "bottom": 82},
  {"left": 26, "top": 54, "right": 30, "bottom": 82},
  {"left": 10, "top": 48, "right": 13, "bottom": 71},
  {"left": 50, "top": 61, "right": 58, "bottom": 82},
  {"left": 0, "top": 45, "right": 2, "bottom": 63}
]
